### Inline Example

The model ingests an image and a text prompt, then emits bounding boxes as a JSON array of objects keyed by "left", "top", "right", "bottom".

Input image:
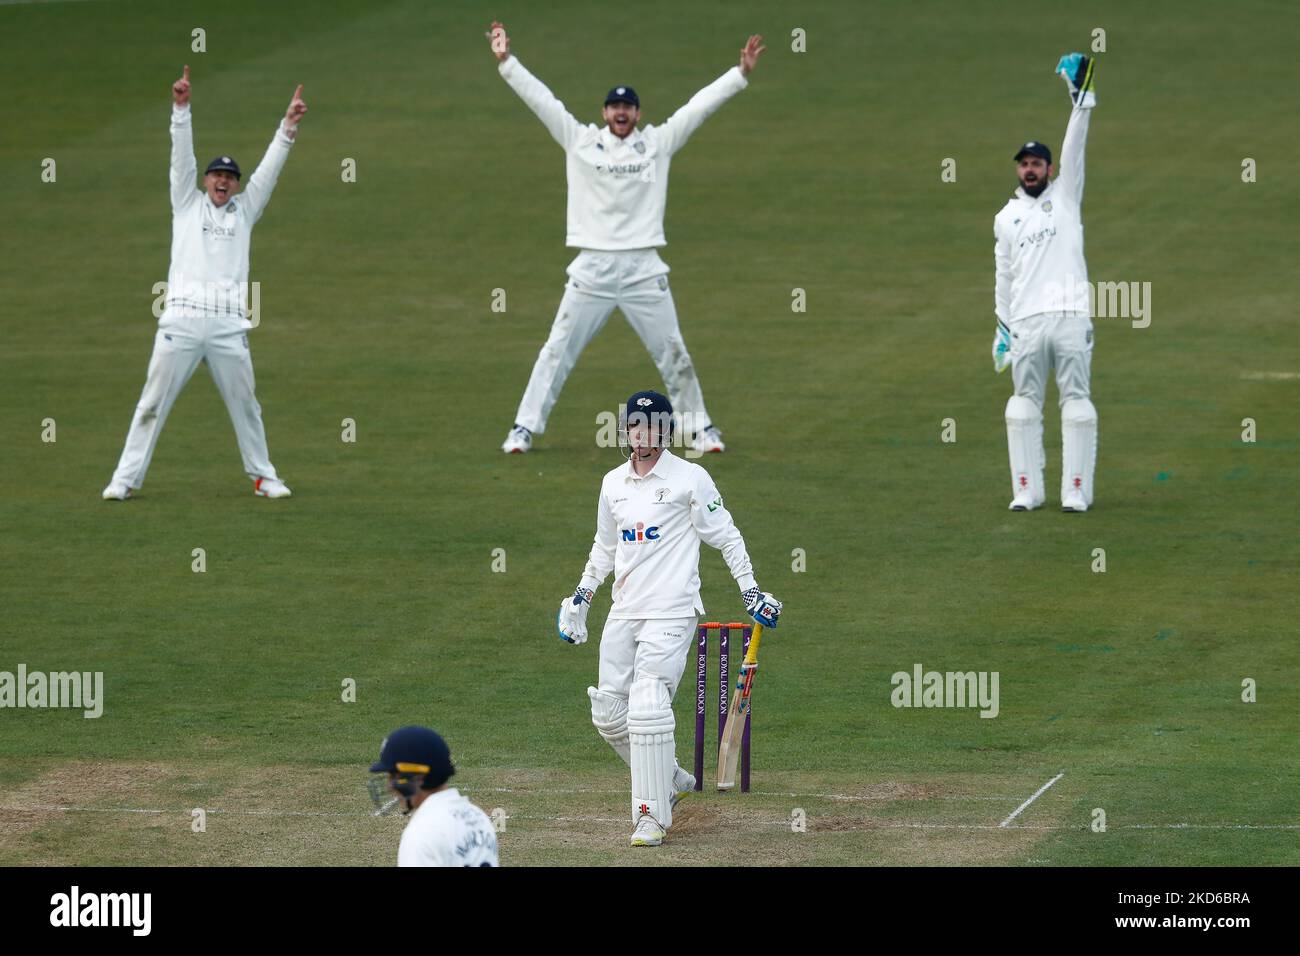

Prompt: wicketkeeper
[
  {"left": 557, "top": 389, "right": 781, "bottom": 846},
  {"left": 993, "top": 53, "right": 1099, "bottom": 512}
]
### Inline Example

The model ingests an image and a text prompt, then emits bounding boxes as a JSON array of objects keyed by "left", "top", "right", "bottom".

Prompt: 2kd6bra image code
[{"left": 1112, "top": 890, "right": 1254, "bottom": 931}]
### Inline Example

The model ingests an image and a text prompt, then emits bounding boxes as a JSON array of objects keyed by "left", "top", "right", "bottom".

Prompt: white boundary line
[{"left": 999, "top": 771, "right": 1065, "bottom": 828}]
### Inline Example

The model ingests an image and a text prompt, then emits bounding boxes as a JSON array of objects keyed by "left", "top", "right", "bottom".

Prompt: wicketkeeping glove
[
  {"left": 1056, "top": 52, "right": 1096, "bottom": 107},
  {"left": 742, "top": 587, "right": 782, "bottom": 628},
  {"left": 557, "top": 587, "right": 593, "bottom": 644},
  {"left": 992, "top": 319, "right": 1012, "bottom": 373}
]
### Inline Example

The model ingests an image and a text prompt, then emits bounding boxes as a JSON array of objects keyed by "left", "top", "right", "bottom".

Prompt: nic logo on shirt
[{"left": 621, "top": 522, "right": 660, "bottom": 543}]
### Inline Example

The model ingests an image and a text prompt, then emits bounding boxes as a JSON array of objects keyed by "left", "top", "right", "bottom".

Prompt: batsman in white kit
[
  {"left": 101, "top": 66, "right": 305, "bottom": 501},
  {"left": 993, "top": 53, "right": 1099, "bottom": 512},
  {"left": 488, "top": 22, "right": 765, "bottom": 456},
  {"left": 557, "top": 390, "right": 782, "bottom": 846}
]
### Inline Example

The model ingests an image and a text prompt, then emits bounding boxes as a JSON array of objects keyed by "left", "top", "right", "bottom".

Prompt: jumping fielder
[
  {"left": 993, "top": 53, "right": 1098, "bottom": 512},
  {"left": 557, "top": 389, "right": 781, "bottom": 846},
  {"left": 368, "top": 725, "right": 500, "bottom": 867},
  {"left": 101, "top": 66, "right": 304, "bottom": 501},
  {"left": 488, "top": 22, "right": 765, "bottom": 456}
]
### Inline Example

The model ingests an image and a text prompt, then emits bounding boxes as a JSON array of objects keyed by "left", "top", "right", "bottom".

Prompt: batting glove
[
  {"left": 557, "top": 587, "right": 594, "bottom": 644},
  {"left": 742, "top": 587, "right": 782, "bottom": 628},
  {"left": 992, "top": 319, "right": 1012, "bottom": 373},
  {"left": 1056, "top": 53, "right": 1096, "bottom": 107}
]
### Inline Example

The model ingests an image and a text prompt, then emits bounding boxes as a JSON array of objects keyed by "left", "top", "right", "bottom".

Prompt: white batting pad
[
  {"left": 1005, "top": 395, "right": 1045, "bottom": 505},
  {"left": 1061, "top": 398, "right": 1098, "bottom": 504},
  {"left": 588, "top": 686, "right": 630, "bottom": 766},
  {"left": 627, "top": 676, "right": 676, "bottom": 828}
]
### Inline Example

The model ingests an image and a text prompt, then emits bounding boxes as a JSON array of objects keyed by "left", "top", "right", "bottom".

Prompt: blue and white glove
[
  {"left": 1056, "top": 53, "right": 1096, "bottom": 107},
  {"left": 992, "top": 319, "right": 1012, "bottom": 373},
  {"left": 742, "top": 587, "right": 782, "bottom": 628},
  {"left": 557, "top": 587, "right": 593, "bottom": 644}
]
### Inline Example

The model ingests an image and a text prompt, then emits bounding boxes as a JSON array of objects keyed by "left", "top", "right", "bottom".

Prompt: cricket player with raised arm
[
  {"left": 101, "top": 66, "right": 305, "bottom": 501},
  {"left": 993, "top": 53, "right": 1099, "bottom": 512},
  {"left": 557, "top": 389, "right": 782, "bottom": 846},
  {"left": 489, "top": 21, "right": 765, "bottom": 456},
  {"left": 368, "top": 725, "right": 500, "bottom": 867}
]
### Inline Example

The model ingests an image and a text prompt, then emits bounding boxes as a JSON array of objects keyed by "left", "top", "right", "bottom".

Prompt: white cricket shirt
[
  {"left": 396, "top": 788, "right": 499, "bottom": 867},
  {"left": 580, "top": 449, "right": 757, "bottom": 620},
  {"left": 499, "top": 55, "right": 748, "bottom": 251},
  {"left": 994, "top": 100, "right": 1095, "bottom": 322},
  {"left": 163, "top": 104, "right": 294, "bottom": 327}
]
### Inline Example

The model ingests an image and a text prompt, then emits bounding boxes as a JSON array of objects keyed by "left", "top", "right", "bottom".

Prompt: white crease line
[
  {"left": 0, "top": 805, "right": 369, "bottom": 818},
  {"left": 507, "top": 816, "right": 1300, "bottom": 832},
  {"left": 1120, "top": 823, "right": 1300, "bottom": 830},
  {"left": 4, "top": 805, "right": 1296, "bottom": 831},
  {"left": 485, "top": 786, "right": 1017, "bottom": 802},
  {"left": 999, "top": 771, "right": 1065, "bottom": 828},
  {"left": 749, "top": 791, "right": 1016, "bottom": 803},
  {"left": 512, "top": 816, "right": 1061, "bottom": 831}
]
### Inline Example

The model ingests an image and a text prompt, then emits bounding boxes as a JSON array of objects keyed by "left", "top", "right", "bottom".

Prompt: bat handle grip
[{"left": 744, "top": 622, "right": 763, "bottom": 664}]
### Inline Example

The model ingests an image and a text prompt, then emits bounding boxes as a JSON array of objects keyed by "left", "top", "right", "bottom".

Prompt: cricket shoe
[
  {"left": 1061, "top": 490, "right": 1088, "bottom": 513},
  {"left": 254, "top": 477, "right": 292, "bottom": 499},
  {"left": 1008, "top": 492, "right": 1042, "bottom": 511},
  {"left": 501, "top": 424, "right": 532, "bottom": 454},
  {"left": 690, "top": 425, "right": 725, "bottom": 454},
  {"left": 670, "top": 765, "right": 697, "bottom": 809},
  {"left": 630, "top": 813, "right": 666, "bottom": 847},
  {"left": 101, "top": 482, "right": 133, "bottom": 501}
]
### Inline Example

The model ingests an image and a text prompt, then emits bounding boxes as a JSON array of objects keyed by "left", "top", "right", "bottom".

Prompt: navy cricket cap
[
  {"left": 204, "top": 155, "right": 242, "bottom": 179},
  {"left": 604, "top": 85, "right": 639, "bottom": 108},
  {"left": 623, "top": 389, "right": 674, "bottom": 438},
  {"left": 1014, "top": 141, "right": 1052, "bottom": 164},
  {"left": 370, "top": 726, "right": 455, "bottom": 789}
]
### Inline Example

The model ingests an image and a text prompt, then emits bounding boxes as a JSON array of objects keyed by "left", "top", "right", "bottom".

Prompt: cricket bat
[{"left": 716, "top": 622, "right": 762, "bottom": 791}]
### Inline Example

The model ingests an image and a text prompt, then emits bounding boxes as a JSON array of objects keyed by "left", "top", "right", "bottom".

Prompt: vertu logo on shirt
[
  {"left": 1018, "top": 226, "right": 1056, "bottom": 248},
  {"left": 621, "top": 522, "right": 660, "bottom": 542},
  {"left": 597, "top": 162, "right": 650, "bottom": 176}
]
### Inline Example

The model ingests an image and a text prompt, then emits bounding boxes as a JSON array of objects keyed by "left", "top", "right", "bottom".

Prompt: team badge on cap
[
  {"left": 604, "top": 85, "right": 640, "bottom": 108},
  {"left": 204, "top": 155, "right": 242, "bottom": 179},
  {"left": 1013, "top": 140, "right": 1052, "bottom": 164}
]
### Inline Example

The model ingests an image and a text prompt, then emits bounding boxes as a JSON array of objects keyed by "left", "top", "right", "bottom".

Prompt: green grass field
[{"left": 2, "top": 0, "right": 1297, "bottom": 866}]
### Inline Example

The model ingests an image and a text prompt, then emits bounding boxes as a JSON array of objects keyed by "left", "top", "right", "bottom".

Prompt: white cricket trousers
[
  {"left": 1009, "top": 311, "right": 1094, "bottom": 408},
  {"left": 512, "top": 249, "right": 713, "bottom": 435},
  {"left": 597, "top": 616, "right": 700, "bottom": 700},
  {"left": 109, "top": 315, "right": 280, "bottom": 489}
]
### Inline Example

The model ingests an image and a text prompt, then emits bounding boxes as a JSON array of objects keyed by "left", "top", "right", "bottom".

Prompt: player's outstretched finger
[
  {"left": 292, "top": 84, "right": 304, "bottom": 100},
  {"left": 183, "top": 64, "right": 190, "bottom": 80}
]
